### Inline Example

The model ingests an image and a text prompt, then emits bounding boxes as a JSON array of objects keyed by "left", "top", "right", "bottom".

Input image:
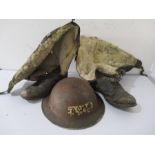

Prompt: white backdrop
[
  {"left": 0, "top": 20, "right": 155, "bottom": 134},
  {"left": 0, "top": 19, "right": 155, "bottom": 74}
]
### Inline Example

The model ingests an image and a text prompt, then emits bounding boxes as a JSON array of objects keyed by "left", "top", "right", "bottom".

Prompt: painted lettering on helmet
[{"left": 68, "top": 101, "right": 94, "bottom": 116}]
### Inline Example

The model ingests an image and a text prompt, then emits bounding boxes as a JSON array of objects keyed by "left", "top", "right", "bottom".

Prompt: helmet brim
[{"left": 41, "top": 93, "right": 105, "bottom": 129}]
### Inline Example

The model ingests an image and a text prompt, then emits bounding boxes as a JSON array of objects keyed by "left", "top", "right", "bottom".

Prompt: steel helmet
[{"left": 42, "top": 77, "right": 105, "bottom": 129}]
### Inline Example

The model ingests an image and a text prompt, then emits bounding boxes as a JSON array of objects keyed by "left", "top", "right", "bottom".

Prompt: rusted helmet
[{"left": 42, "top": 77, "right": 105, "bottom": 129}]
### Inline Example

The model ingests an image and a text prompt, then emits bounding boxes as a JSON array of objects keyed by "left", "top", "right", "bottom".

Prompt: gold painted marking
[{"left": 68, "top": 102, "right": 94, "bottom": 116}]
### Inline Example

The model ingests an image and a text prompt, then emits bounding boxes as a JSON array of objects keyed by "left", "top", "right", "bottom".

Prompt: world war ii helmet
[{"left": 42, "top": 77, "right": 105, "bottom": 129}]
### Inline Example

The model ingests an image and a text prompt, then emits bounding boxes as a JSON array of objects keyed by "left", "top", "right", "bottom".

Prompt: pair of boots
[
  {"left": 21, "top": 69, "right": 137, "bottom": 109},
  {"left": 90, "top": 71, "right": 136, "bottom": 108}
]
